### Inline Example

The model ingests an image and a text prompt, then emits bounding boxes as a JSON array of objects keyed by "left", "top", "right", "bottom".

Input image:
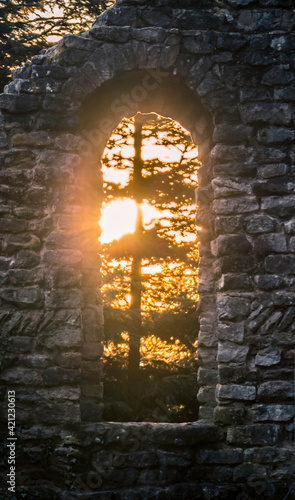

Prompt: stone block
[
  {"left": 217, "top": 322, "right": 244, "bottom": 343},
  {"left": 253, "top": 234, "right": 287, "bottom": 255},
  {"left": 213, "top": 196, "right": 259, "bottom": 215},
  {"left": 8, "top": 268, "right": 43, "bottom": 285},
  {"left": 7, "top": 336, "right": 32, "bottom": 353},
  {"left": 157, "top": 450, "right": 192, "bottom": 467},
  {"left": 285, "top": 218, "right": 295, "bottom": 235},
  {"left": 227, "top": 424, "right": 282, "bottom": 446},
  {"left": 213, "top": 124, "right": 253, "bottom": 144},
  {"left": 197, "top": 386, "right": 216, "bottom": 404},
  {"left": 233, "top": 463, "right": 267, "bottom": 482},
  {"left": 43, "top": 250, "right": 82, "bottom": 267},
  {"left": 81, "top": 360, "right": 103, "bottom": 380},
  {"left": 89, "top": 26, "right": 130, "bottom": 42},
  {"left": 244, "top": 447, "right": 293, "bottom": 464},
  {"left": 31, "top": 64, "right": 67, "bottom": 80},
  {"left": 217, "top": 344, "right": 249, "bottom": 364},
  {"left": 82, "top": 306, "right": 105, "bottom": 341},
  {"left": 46, "top": 289, "right": 82, "bottom": 310},
  {"left": 278, "top": 306, "right": 295, "bottom": 329},
  {"left": 219, "top": 366, "right": 246, "bottom": 384},
  {"left": 0, "top": 367, "right": 42, "bottom": 385},
  {"left": 214, "top": 406, "right": 245, "bottom": 425},
  {"left": 82, "top": 342, "right": 104, "bottom": 360},
  {"left": 11, "top": 132, "right": 52, "bottom": 147},
  {"left": 21, "top": 355, "right": 50, "bottom": 369},
  {"left": 63, "top": 34, "right": 100, "bottom": 52},
  {"left": 43, "top": 329, "right": 83, "bottom": 348},
  {"left": 217, "top": 296, "right": 251, "bottom": 320},
  {"left": 197, "top": 368, "right": 218, "bottom": 385},
  {"left": 0, "top": 287, "right": 44, "bottom": 307},
  {"left": 253, "top": 178, "right": 293, "bottom": 196},
  {"left": 0, "top": 93, "right": 41, "bottom": 112},
  {"left": 197, "top": 346, "right": 217, "bottom": 368},
  {"left": 255, "top": 275, "right": 284, "bottom": 290},
  {"left": 132, "top": 27, "right": 166, "bottom": 43},
  {"left": 250, "top": 404, "right": 295, "bottom": 422},
  {"left": 35, "top": 402, "right": 80, "bottom": 424},
  {"left": 58, "top": 353, "right": 82, "bottom": 369},
  {"left": 261, "top": 196, "right": 295, "bottom": 218},
  {"left": 1, "top": 234, "right": 41, "bottom": 254},
  {"left": 215, "top": 256, "right": 257, "bottom": 274},
  {"left": 217, "top": 274, "right": 253, "bottom": 292},
  {"left": 42, "top": 367, "right": 80, "bottom": 386},
  {"left": 211, "top": 235, "right": 252, "bottom": 257},
  {"left": 257, "top": 381, "right": 294, "bottom": 402},
  {"left": 240, "top": 102, "right": 291, "bottom": 125},
  {"left": 151, "top": 423, "right": 222, "bottom": 446},
  {"left": 197, "top": 449, "right": 243, "bottom": 465},
  {"left": 265, "top": 255, "right": 295, "bottom": 274},
  {"left": 215, "top": 215, "right": 242, "bottom": 234},
  {"left": 262, "top": 67, "right": 294, "bottom": 86},
  {"left": 258, "top": 163, "right": 289, "bottom": 178},
  {"left": 216, "top": 384, "right": 256, "bottom": 402},
  {"left": 258, "top": 127, "right": 295, "bottom": 145},
  {"left": 255, "top": 348, "right": 281, "bottom": 367}
]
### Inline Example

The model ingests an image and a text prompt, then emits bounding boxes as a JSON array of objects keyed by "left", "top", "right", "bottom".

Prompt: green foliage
[{"left": 0, "top": 0, "right": 114, "bottom": 90}]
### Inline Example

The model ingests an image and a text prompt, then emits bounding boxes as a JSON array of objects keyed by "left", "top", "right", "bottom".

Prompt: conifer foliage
[
  {"left": 0, "top": 0, "right": 113, "bottom": 90},
  {"left": 101, "top": 113, "right": 200, "bottom": 385}
]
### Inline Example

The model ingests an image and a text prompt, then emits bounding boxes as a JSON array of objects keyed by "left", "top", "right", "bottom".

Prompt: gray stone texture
[{"left": 0, "top": 0, "right": 295, "bottom": 496}]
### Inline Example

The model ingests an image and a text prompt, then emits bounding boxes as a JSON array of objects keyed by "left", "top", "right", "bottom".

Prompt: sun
[{"left": 99, "top": 198, "right": 137, "bottom": 244}]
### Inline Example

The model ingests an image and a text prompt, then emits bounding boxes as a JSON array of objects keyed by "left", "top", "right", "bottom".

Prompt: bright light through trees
[{"left": 100, "top": 113, "right": 200, "bottom": 393}]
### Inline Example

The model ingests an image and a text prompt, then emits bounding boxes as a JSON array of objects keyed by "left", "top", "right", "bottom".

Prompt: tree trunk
[{"left": 128, "top": 115, "right": 144, "bottom": 382}]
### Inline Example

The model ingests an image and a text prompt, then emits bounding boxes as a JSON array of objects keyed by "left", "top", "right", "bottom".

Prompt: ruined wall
[{"left": 0, "top": 0, "right": 295, "bottom": 498}]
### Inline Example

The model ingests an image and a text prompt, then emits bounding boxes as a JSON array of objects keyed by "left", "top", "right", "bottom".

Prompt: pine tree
[
  {"left": 0, "top": 0, "right": 113, "bottom": 91},
  {"left": 101, "top": 113, "right": 200, "bottom": 382}
]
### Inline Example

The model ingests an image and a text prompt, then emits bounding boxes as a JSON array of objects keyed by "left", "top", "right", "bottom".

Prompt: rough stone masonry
[{"left": 0, "top": 0, "right": 295, "bottom": 498}]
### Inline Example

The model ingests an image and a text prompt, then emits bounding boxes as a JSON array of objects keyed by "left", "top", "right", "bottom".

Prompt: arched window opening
[{"left": 99, "top": 112, "right": 201, "bottom": 423}]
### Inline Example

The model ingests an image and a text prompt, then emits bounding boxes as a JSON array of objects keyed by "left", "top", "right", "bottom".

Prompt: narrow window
[{"left": 99, "top": 113, "right": 200, "bottom": 423}]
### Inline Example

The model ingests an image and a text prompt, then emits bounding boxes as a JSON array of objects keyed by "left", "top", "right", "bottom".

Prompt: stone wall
[{"left": 0, "top": 0, "right": 294, "bottom": 497}]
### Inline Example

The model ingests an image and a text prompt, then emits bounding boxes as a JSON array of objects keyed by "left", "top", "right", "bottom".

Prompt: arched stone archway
[{"left": 1, "top": 1, "right": 295, "bottom": 497}]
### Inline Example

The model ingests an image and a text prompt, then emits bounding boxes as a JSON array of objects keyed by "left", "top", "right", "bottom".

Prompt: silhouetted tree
[
  {"left": 101, "top": 113, "right": 200, "bottom": 381},
  {"left": 0, "top": 0, "right": 113, "bottom": 90}
]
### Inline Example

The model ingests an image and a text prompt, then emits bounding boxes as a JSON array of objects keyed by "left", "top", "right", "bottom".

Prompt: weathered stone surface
[
  {"left": 0, "top": 367, "right": 42, "bottom": 385},
  {"left": 217, "top": 274, "right": 253, "bottom": 291},
  {"left": 42, "top": 367, "right": 80, "bottom": 386},
  {"left": 1, "top": 4, "right": 295, "bottom": 496},
  {"left": 197, "top": 449, "right": 243, "bottom": 464},
  {"left": 227, "top": 424, "right": 282, "bottom": 445},
  {"left": 217, "top": 322, "right": 244, "bottom": 343},
  {"left": 265, "top": 255, "right": 295, "bottom": 274},
  {"left": 211, "top": 235, "right": 252, "bottom": 256},
  {"left": 244, "top": 446, "right": 293, "bottom": 464},
  {"left": 258, "top": 381, "right": 295, "bottom": 402},
  {"left": 42, "top": 329, "right": 83, "bottom": 348},
  {"left": 258, "top": 163, "right": 289, "bottom": 178},
  {"left": 217, "top": 296, "right": 251, "bottom": 320},
  {"left": 216, "top": 384, "right": 256, "bottom": 402},
  {"left": 151, "top": 424, "right": 222, "bottom": 446},
  {"left": 255, "top": 348, "right": 281, "bottom": 367},
  {"left": 0, "top": 93, "right": 41, "bottom": 112},
  {"left": 253, "top": 234, "right": 287, "bottom": 255},
  {"left": 215, "top": 255, "right": 257, "bottom": 274},
  {"left": 46, "top": 289, "right": 82, "bottom": 309},
  {"left": 250, "top": 404, "right": 295, "bottom": 422},
  {"left": 217, "top": 344, "right": 249, "bottom": 364},
  {"left": 213, "top": 197, "right": 259, "bottom": 215},
  {"left": 261, "top": 196, "right": 295, "bottom": 218},
  {"left": 240, "top": 103, "right": 291, "bottom": 125}
]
